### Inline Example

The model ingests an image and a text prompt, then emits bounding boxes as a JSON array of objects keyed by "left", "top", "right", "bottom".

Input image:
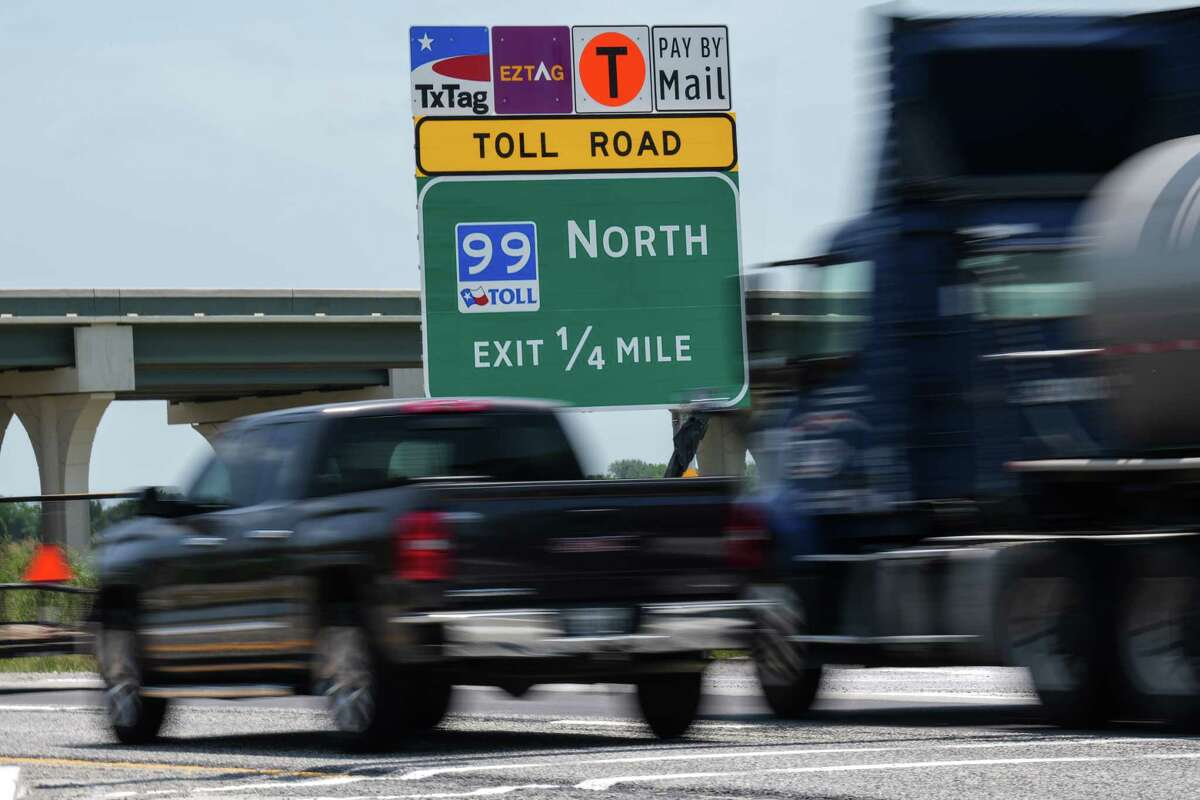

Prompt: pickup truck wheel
[
  {"left": 751, "top": 585, "right": 823, "bottom": 719},
  {"left": 636, "top": 671, "right": 703, "bottom": 739},
  {"left": 396, "top": 676, "right": 452, "bottom": 731},
  {"left": 317, "top": 625, "right": 400, "bottom": 750},
  {"left": 1120, "top": 545, "right": 1200, "bottom": 729},
  {"left": 96, "top": 627, "right": 168, "bottom": 745},
  {"left": 1002, "top": 546, "right": 1116, "bottom": 729}
]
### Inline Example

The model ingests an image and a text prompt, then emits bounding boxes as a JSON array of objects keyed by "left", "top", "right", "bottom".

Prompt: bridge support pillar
[
  {"left": 696, "top": 413, "right": 748, "bottom": 478},
  {"left": 191, "top": 423, "right": 223, "bottom": 445},
  {"left": 8, "top": 393, "right": 112, "bottom": 552},
  {"left": 0, "top": 405, "right": 11, "bottom": 456}
]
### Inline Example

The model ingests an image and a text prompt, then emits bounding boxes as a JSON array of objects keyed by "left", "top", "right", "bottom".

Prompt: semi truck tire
[
  {"left": 636, "top": 671, "right": 703, "bottom": 739},
  {"left": 751, "top": 585, "right": 823, "bottom": 719},
  {"left": 1120, "top": 543, "right": 1200, "bottom": 729},
  {"left": 758, "top": 661, "right": 822, "bottom": 719},
  {"left": 1001, "top": 544, "right": 1117, "bottom": 728}
]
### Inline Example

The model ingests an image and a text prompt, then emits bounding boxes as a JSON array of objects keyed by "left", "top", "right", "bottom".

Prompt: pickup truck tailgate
[{"left": 425, "top": 477, "right": 742, "bottom": 605}]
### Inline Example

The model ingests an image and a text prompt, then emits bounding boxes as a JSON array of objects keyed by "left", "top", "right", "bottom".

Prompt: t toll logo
[{"left": 572, "top": 26, "right": 652, "bottom": 113}]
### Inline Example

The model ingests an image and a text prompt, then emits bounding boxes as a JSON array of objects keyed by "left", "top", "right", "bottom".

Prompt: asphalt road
[{"left": 0, "top": 663, "right": 1197, "bottom": 799}]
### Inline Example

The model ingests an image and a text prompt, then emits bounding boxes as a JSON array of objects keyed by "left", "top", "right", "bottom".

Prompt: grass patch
[{"left": 0, "top": 654, "right": 94, "bottom": 673}]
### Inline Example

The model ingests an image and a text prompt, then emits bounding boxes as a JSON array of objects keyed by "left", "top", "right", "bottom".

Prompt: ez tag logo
[{"left": 456, "top": 221, "right": 540, "bottom": 314}]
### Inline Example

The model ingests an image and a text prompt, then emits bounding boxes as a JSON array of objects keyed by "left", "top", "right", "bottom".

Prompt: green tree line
[
  {"left": 605, "top": 459, "right": 758, "bottom": 482},
  {"left": 0, "top": 499, "right": 140, "bottom": 542}
]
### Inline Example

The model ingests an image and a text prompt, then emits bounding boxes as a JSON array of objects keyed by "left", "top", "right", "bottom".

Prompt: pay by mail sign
[{"left": 651, "top": 26, "right": 731, "bottom": 111}]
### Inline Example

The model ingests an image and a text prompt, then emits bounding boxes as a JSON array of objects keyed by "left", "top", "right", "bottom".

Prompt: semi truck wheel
[
  {"left": 636, "top": 671, "right": 703, "bottom": 739},
  {"left": 751, "top": 585, "right": 823, "bottom": 718},
  {"left": 1120, "top": 544, "right": 1200, "bottom": 729},
  {"left": 97, "top": 626, "right": 168, "bottom": 745},
  {"left": 1002, "top": 545, "right": 1116, "bottom": 728}
]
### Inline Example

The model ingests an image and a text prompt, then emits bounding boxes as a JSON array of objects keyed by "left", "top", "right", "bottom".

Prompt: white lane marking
[
  {"left": 193, "top": 776, "right": 365, "bottom": 793},
  {"left": 456, "top": 681, "right": 1036, "bottom": 701},
  {"left": 403, "top": 764, "right": 553, "bottom": 782},
  {"left": 820, "top": 691, "right": 1037, "bottom": 705},
  {"left": 576, "top": 754, "right": 1200, "bottom": 791},
  {"left": 300, "top": 785, "right": 558, "bottom": 800},
  {"left": 0, "top": 704, "right": 97, "bottom": 713},
  {"left": 0, "top": 702, "right": 329, "bottom": 717},
  {"left": 399, "top": 736, "right": 1164, "bottom": 781},
  {"left": 0, "top": 678, "right": 102, "bottom": 689},
  {"left": 547, "top": 719, "right": 755, "bottom": 729},
  {"left": 458, "top": 684, "right": 634, "bottom": 695},
  {"left": 0, "top": 767, "right": 21, "bottom": 800}
]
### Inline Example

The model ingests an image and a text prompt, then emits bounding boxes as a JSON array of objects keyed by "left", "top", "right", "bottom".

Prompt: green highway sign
[{"left": 419, "top": 172, "right": 747, "bottom": 408}]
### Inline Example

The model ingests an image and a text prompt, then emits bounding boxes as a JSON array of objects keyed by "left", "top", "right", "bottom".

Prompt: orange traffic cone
[{"left": 22, "top": 544, "right": 73, "bottom": 583}]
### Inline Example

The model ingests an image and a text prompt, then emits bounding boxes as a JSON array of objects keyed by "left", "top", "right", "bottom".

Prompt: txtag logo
[
  {"left": 410, "top": 26, "right": 492, "bottom": 116},
  {"left": 456, "top": 221, "right": 540, "bottom": 314}
]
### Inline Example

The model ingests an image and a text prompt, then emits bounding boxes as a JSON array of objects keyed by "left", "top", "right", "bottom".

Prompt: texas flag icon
[{"left": 460, "top": 287, "right": 490, "bottom": 309}]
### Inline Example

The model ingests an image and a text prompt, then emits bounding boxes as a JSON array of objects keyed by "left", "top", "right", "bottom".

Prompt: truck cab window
[{"left": 960, "top": 250, "right": 1090, "bottom": 320}]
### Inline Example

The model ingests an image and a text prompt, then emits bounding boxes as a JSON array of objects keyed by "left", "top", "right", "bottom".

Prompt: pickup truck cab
[{"left": 95, "top": 398, "right": 766, "bottom": 747}]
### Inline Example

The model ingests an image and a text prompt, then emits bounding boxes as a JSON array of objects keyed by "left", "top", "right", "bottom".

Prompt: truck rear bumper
[{"left": 387, "top": 599, "right": 766, "bottom": 660}]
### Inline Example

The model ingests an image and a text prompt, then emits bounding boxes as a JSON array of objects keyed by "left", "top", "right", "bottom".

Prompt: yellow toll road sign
[{"left": 415, "top": 113, "right": 736, "bottom": 175}]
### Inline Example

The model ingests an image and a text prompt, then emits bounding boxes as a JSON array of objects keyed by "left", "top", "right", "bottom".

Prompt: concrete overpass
[{"left": 0, "top": 287, "right": 866, "bottom": 548}]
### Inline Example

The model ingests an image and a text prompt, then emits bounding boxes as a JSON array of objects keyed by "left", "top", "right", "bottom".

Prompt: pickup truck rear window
[{"left": 310, "top": 411, "right": 583, "bottom": 496}]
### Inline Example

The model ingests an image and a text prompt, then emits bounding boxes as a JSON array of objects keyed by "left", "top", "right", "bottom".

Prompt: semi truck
[{"left": 748, "top": 7, "right": 1200, "bottom": 728}]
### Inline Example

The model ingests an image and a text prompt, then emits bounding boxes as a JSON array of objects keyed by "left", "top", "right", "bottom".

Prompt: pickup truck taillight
[
  {"left": 394, "top": 511, "right": 453, "bottom": 581},
  {"left": 723, "top": 503, "right": 769, "bottom": 572}
]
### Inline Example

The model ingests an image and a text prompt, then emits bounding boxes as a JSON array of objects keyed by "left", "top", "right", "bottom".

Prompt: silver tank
[{"left": 1079, "top": 135, "right": 1200, "bottom": 452}]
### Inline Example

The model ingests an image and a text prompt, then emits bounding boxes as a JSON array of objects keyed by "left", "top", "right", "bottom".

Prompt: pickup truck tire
[
  {"left": 635, "top": 671, "right": 703, "bottom": 739},
  {"left": 395, "top": 676, "right": 453, "bottom": 731},
  {"left": 1120, "top": 543, "right": 1200, "bottom": 729},
  {"left": 96, "top": 626, "right": 168, "bottom": 745},
  {"left": 1001, "top": 545, "right": 1116, "bottom": 729},
  {"left": 318, "top": 624, "right": 403, "bottom": 750},
  {"left": 751, "top": 585, "right": 823, "bottom": 719}
]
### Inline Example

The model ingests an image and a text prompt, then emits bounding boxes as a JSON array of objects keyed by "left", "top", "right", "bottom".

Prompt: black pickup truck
[{"left": 95, "top": 398, "right": 767, "bottom": 747}]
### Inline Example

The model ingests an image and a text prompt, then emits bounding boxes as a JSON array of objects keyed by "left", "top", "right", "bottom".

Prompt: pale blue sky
[{"left": 0, "top": 0, "right": 1182, "bottom": 493}]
